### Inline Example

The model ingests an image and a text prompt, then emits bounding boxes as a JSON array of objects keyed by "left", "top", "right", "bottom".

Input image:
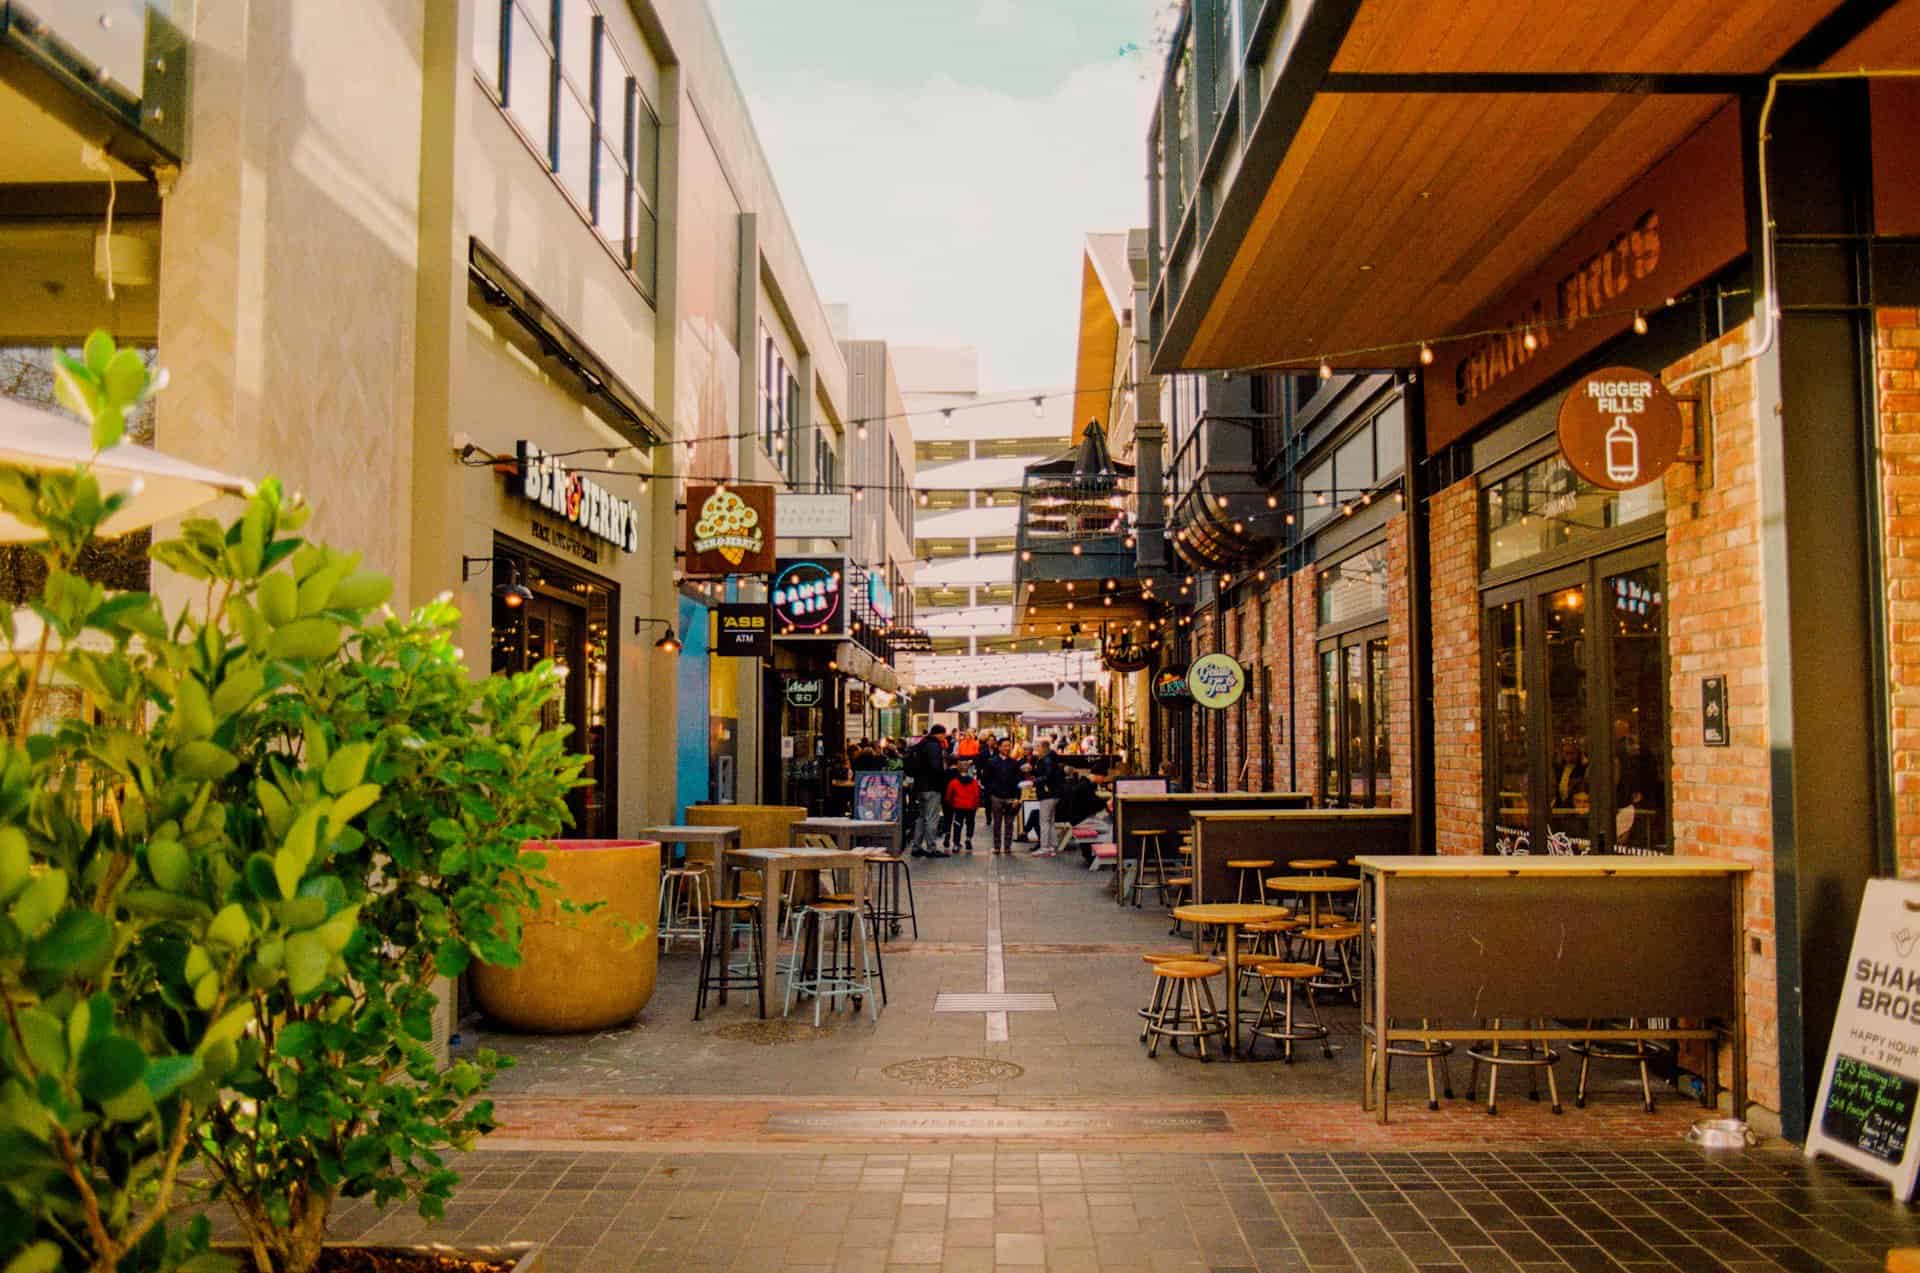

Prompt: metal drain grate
[{"left": 933, "top": 992, "right": 1057, "bottom": 1012}]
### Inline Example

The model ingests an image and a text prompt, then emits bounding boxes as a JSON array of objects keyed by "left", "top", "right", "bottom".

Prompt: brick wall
[
  {"left": 1384, "top": 513, "right": 1414, "bottom": 811},
  {"left": 1879, "top": 307, "right": 1920, "bottom": 879},
  {"left": 1293, "top": 563, "right": 1321, "bottom": 803},
  {"left": 1428, "top": 479, "right": 1483, "bottom": 852},
  {"left": 1662, "top": 320, "right": 1777, "bottom": 1115}
]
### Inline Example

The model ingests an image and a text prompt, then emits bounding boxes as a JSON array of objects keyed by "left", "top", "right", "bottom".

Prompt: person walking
[
  {"left": 1026, "top": 738, "right": 1065, "bottom": 856},
  {"left": 908, "top": 724, "right": 950, "bottom": 858},
  {"left": 980, "top": 738, "right": 1025, "bottom": 856},
  {"left": 945, "top": 761, "right": 983, "bottom": 853}
]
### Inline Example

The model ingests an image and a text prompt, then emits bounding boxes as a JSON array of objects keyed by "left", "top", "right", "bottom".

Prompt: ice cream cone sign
[{"left": 685, "top": 483, "right": 775, "bottom": 576}]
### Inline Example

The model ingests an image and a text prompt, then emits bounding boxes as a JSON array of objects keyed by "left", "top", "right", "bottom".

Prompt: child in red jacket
[{"left": 944, "top": 763, "right": 984, "bottom": 854}]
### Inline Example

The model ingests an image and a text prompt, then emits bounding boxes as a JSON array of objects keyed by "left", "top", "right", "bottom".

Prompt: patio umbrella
[
  {"left": 944, "top": 685, "right": 1057, "bottom": 716},
  {"left": 0, "top": 395, "right": 252, "bottom": 542}
]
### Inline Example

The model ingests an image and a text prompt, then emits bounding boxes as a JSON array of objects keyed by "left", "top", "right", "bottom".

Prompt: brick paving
[{"left": 195, "top": 834, "right": 1920, "bottom": 1269}]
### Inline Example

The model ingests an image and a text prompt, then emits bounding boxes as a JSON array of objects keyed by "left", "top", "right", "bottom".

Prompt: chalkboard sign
[
  {"left": 1808, "top": 878, "right": 1920, "bottom": 1199},
  {"left": 1822, "top": 1055, "right": 1917, "bottom": 1166}
]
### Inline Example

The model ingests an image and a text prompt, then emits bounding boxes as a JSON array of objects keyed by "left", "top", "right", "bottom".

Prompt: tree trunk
[{"left": 234, "top": 1184, "right": 333, "bottom": 1273}]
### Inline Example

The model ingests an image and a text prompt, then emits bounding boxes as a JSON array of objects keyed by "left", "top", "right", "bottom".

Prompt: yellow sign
[{"left": 1187, "top": 653, "right": 1247, "bottom": 711}]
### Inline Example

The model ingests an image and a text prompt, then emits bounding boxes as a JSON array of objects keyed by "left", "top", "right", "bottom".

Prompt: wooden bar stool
[
  {"left": 1570, "top": 1020, "right": 1661, "bottom": 1112},
  {"left": 1299, "top": 922, "right": 1362, "bottom": 1000},
  {"left": 1127, "top": 829, "right": 1170, "bottom": 908},
  {"left": 1230, "top": 858, "right": 1277, "bottom": 904},
  {"left": 1246, "top": 961, "right": 1331, "bottom": 1061},
  {"left": 693, "top": 898, "right": 763, "bottom": 1020},
  {"left": 1239, "top": 915, "right": 1299, "bottom": 989},
  {"left": 1467, "top": 1020, "right": 1563, "bottom": 1116},
  {"left": 1164, "top": 875, "right": 1194, "bottom": 936},
  {"left": 1137, "top": 951, "right": 1221, "bottom": 1041},
  {"left": 1366, "top": 1020, "right": 1456, "bottom": 1110},
  {"left": 1143, "top": 960, "right": 1228, "bottom": 1060}
]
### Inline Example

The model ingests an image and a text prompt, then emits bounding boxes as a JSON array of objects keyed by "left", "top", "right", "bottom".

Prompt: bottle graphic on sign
[{"left": 1606, "top": 416, "right": 1641, "bottom": 484}]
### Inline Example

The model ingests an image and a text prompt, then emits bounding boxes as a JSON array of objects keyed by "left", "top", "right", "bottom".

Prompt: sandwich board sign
[{"left": 1807, "top": 878, "right": 1920, "bottom": 1199}]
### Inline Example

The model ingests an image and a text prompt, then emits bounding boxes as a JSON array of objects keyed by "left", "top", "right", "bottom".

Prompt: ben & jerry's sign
[
  {"left": 1426, "top": 104, "right": 1746, "bottom": 452},
  {"left": 684, "top": 484, "right": 775, "bottom": 577},
  {"left": 514, "top": 441, "right": 638, "bottom": 552}
]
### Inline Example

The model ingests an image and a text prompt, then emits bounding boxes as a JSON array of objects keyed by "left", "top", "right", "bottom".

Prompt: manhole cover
[
  {"left": 880, "top": 1056, "right": 1026, "bottom": 1090},
  {"left": 711, "top": 1019, "right": 834, "bottom": 1046}
]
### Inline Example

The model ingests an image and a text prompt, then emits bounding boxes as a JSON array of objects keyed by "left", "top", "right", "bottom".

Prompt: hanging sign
[
  {"left": 867, "top": 571, "right": 895, "bottom": 622},
  {"left": 1702, "top": 674, "right": 1729, "bottom": 748},
  {"left": 772, "top": 556, "right": 845, "bottom": 638},
  {"left": 1555, "top": 366, "right": 1686, "bottom": 491},
  {"left": 684, "top": 484, "right": 775, "bottom": 577},
  {"left": 1152, "top": 667, "right": 1191, "bottom": 704},
  {"left": 1187, "top": 653, "right": 1248, "bottom": 711},
  {"left": 783, "top": 675, "right": 827, "bottom": 708},
  {"left": 1808, "top": 879, "right": 1920, "bottom": 1199},
  {"left": 714, "top": 603, "right": 770, "bottom": 658},
  {"left": 513, "top": 441, "right": 638, "bottom": 552},
  {"left": 776, "top": 492, "right": 853, "bottom": 539}
]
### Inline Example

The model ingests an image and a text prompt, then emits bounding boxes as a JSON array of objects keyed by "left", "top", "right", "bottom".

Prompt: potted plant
[{"left": 0, "top": 332, "right": 586, "bottom": 1273}]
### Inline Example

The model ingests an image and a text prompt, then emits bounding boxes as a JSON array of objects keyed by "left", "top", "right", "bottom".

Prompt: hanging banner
[
  {"left": 1187, "top": 653, "right": 1248, "bottom": 711},
  {"left": 1808, "top": 879, "right": 1920, "bottom": 1200},
  {"left": 684, "top": 484, "right": 775, "bottom": 577},
  {"left": 714, "top": 603, "right": 770, "bottom": 658},
  {"left": 772, "top": 556, "right": 845, "bottom": 638}
]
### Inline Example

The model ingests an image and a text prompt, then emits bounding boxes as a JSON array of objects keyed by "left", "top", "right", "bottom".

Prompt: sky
[{"left": 710, "top": 0, "right": 1163, "bottom": 392}]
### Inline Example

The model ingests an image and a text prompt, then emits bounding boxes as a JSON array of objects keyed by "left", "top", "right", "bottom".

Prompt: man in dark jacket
[
  {"left": 979, "top": 737, "right": 1025, "bottom": 856},
  {"left": 1025, "top": 739, "right": 1066, "bottom": 855},
  {"left": 907, "top": 725, "right": 950, "bottom": 857}
]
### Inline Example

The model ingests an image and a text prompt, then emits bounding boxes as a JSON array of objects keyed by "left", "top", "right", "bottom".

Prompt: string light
[
  {"left": 1318, "top": 361, "right": 1333, "bottom": 380},
  {"left": 1031, "top": 396, "right": 1045, "bottom": 418},
  {"left": 1633, "top": 311, "right": 1649, "bottom": 335},
  {"left": 1266, "top": 494, "right": 1278, "bottom": 508},
  {"left": 1522, "top": 327, "right": 1538, "bottom": 352},
  {"left": 1419, "top": 344, "right": 1434, "bottom": 366}
]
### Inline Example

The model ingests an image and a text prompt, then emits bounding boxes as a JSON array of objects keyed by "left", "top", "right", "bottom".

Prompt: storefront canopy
[{"left": 945, "top": 686, "right": 1057, "bottom": 716}]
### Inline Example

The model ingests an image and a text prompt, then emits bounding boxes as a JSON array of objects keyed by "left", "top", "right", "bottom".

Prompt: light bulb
[
  {"left": 1633, "top": 312, "right": 1649, "bottom": 335},
  {"left": 1522, "top": 328, "right": 1538, "bottom": 352},
  {"left": 1318, "top": 361, "right": 1333, "bottom": 380},
  {"left": 1419, "top": 344, "right": 1434, "bottom": 366},
  {"left": 1266, "top": 494, "right": 1278, "bottom": 508},
  {"left": 1032, "top": 396, "right": 1045, "bottom": 418}
]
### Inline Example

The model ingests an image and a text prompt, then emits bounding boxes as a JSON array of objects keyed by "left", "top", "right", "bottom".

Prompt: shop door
[
  {"left": 1317, "top": 625, "right": 1390, "bottom": 808},
  {"left": 493, "top": 589, "right": 600, "bottom": 837},
  {"left": 1482, "top": 544, "right": 1666, "bottom": 855}
]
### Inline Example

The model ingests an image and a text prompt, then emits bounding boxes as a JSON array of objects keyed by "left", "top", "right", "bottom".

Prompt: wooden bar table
[
  {"left": 722, "top": 846, "right": 875, "bottom": 1019},
  {"left": 637, "top": 824, "right": 741, "bottom": 874},
  {"left": 1355, "top": 854, "right": 1752, "bottom": 1123},
  {"left": 1263, "top": 875, "right": 1361, "bottom": 928},
  {"left": 1170, "top": 902, "right": 1289, "bottom": 1058},
  {"left": 795, "top": 816, "right": 903, "bottom": 856}
]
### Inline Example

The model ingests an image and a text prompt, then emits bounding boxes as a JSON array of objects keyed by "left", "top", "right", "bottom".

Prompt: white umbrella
[
  {"left": 945, "top": 685, "right": 1057, "bottom": 716},
  {"left": 0, "top": 396, "right": 252, "bottom": 542}
]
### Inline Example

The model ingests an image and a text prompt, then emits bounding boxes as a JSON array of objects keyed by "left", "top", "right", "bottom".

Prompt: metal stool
[
  {"left": 1570, "top": 1019, "right": 1662, "bottom": 1111},
  {"left": 1246, "top": 961, "right": 1331, "bottom": 1061},
  {"left": 1467, "top": 1020, "right": 1563, "bottom": 1115},
  {"left": 1164, "top": 874, "right": 1194, "bottom": 936},
  {"left": 1126, "top": 829, "right": 1170, "bottom": 907},
  {"left": 1230, "top": 859, "right": 1277, "bottom": 904},
  {"left": 1299, "top": 923, "right": 1361, "bottom": 1000},
  {"left": 1143, "top": 960, "right": 1228, "bottom": 1060},
  {"left": 865, "top": 852, "right": 918, "bottom": 940},
  {"left": 784, "top": 902, "right": 880, "bottom": 1027},
  {"left": 657, "top": 864, "right": 711, "bottom": 953},
  {"left": 1366, "top": 1019, "right": 1455, "bottom": 1110},
  {"left": 1137, "top": 951, "right": 1222, "bottom": 1042},
  {"left": 1238, "top": 916, "right": 1298, "bottom": 994},
  {"left": 693, "top": 898, "right": 763, "bottom": 1020}
]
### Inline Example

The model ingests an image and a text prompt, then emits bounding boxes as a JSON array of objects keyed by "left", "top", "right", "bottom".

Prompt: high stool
[
  {"left": 1143, "top": 960, "right": 1229, "bottom": 1060},
  {"left": 1570, "top": 1020, "right": 1662, "bottom": 1111},
  {"left": 693, "top": 898, "right": 764, "bottom": 1020},
  {"left": 1246, "top": 961, "right": 1331, "bottom": 1061},
  {"left": 784, "top": 902, "right": 880, "bottom": 1027},
  {"left": 1137, "top": 951, "right": 1222, "bottom": 1042},
  {"left": 1299, "top": 923, "right": 1361, "bottom": 1000},
  {"left": 1467, "top": 1020, "right": 1563, "bottom": 1115},
  {"left": 1164, "top": 875, "right": 1194, "bottom": 936},
  {"left": 1127, "top": 830, "right": 1170, "bottom": 908},
  {"left": 1238, "top": 916, "right": 1299, "bottom": 992},
  {"left": 1230, "top": 859, "right": 1277, "bottom": 904},
  {"left": 865, "top": 853, "right": 918, "bottom": 940},
  {"left": 657, "top": 863, "right": 711, "bottom": 953},
  {"left": 1366, "top": 1020, "right": 1455, "bottom": 1110}
]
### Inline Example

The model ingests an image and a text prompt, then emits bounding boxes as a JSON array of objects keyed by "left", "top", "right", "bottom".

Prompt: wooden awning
[{"left": 1154, "top": 0, "right": 1911, "bottom": 380}]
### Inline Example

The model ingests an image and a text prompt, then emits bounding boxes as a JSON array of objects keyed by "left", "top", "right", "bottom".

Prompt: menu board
[
  {"left": 1807, "top": 878, "right": 1920, "bottom": 1199},
  {"left": 1822, "top": 1056, "right": 1917, "bottom": 1166}
]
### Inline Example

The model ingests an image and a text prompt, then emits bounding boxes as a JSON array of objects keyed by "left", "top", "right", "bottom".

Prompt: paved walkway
[{"left": 215, "top": 827, "right": 1920, "bottom": 1268}]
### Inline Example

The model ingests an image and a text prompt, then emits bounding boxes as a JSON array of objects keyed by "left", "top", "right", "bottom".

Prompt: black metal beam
[
  {"left": 1775, "top": 0, "right": 1899, "bottom": 68},
  {"left": 1319, "top": 71, "right": 1756, "bottom": 95}
]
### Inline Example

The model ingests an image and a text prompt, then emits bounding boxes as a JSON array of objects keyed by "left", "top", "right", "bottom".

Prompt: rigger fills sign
[{"left": 514, "top": 441, "right": 638, "bottom": 552}]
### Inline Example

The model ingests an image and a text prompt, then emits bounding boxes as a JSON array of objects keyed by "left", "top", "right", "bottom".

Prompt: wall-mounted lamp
[
  {"left": 462, "top": 555, "right": 532, "bottom": 608},
  {"left": 633, "top": 616, "right": 682, "bottom": 653}
]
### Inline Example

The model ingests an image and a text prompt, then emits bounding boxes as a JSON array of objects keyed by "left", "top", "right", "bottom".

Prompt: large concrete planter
[
  {"left": 217, "top": 1243, "right": 542, "bottom": 1271},
  {"left": 686, "top": 803, "right": 807, "bottom": 849},
  {"left": 471, "top": 839, "right": 659, "bottom": 1033}
]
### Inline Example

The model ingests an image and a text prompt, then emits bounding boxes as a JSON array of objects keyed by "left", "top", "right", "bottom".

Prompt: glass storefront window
[
  {"left": 1543, "top": 585, "right": 1591, "bottom": 855},
  {"left": 1317, "top": 543, "right": 1388, "bottom": 626},
  {"left": 1483, "top": 453, "right": 1664, "bottom": 571},
  {"left": 1368, "top": 637, "right": 1391, "bottom": 806},
  {"left": 1488, "top": 600, "right": 1529, "bottom": 853},
  {"left": 1607, "top": 565, "right": 1668, "bottom": 854},
  {"left": 1319, "top": 649, "right": 1338, "bottom": 803}
]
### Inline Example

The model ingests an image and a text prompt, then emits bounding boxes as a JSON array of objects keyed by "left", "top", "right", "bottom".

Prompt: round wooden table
[
  {"left": 1170, "top": 902, "right": 1290, "bottom": 1057},
  {"left": 1263, "top": 875, "right": 1360, "bottom": 928}
]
